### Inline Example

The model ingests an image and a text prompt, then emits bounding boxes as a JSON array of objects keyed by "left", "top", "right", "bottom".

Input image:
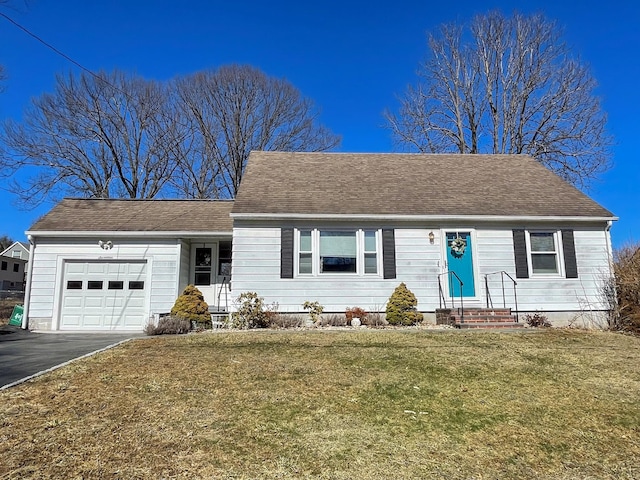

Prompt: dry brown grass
[
  {"left": 0, "top": 297, "right": 22, "bottom": 326},
  {"left": 1, "top": 329, "right": 639, "bottom": 479}
]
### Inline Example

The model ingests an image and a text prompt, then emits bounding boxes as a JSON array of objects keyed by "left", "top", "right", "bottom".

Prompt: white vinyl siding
[
  {"left": 476, "top": 227, "right": 610, "bottom": 311},
  {"left": 27, "top": 238, "right": 181, "bottom": 330},
  {"left": 233, "top": 225, "right": 438, "bottom": 312},
  {"left": 233, "top": 222, "right": 612, "bottom": 315}
]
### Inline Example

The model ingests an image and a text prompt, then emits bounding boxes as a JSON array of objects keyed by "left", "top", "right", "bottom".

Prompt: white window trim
[
  {"left": 295, "top": 228, "right": 382, "bottom": 277},
  {"left": 525, "top": 230, "right": 565, "bottom": 277}
]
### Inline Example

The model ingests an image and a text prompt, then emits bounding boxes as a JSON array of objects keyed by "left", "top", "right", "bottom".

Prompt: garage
[{"left": 60, "top": 260, "right": 148, "bottom": 331}]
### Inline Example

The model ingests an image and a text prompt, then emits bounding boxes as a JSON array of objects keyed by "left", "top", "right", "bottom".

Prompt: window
[
  {"left": 108, "top": 281, "right": 124, "bottom": 290},
  {"left": 320, "top": 231, "right": 357, "bottom": 273},
  {"left": 129, "top": 281, "right": 144, "bottom": 290},
  {"left": 87, "top": 281, "right": 103, "bottom": 290},
  {"left": 1, "top": 261, "right": 6, "bottom": 271},
  {"left": 66, "top": 280, "right": 82, "bottom": 290},
  {"left": 364, "top": 230, "right": 378, "bottom": 274},
  {"left": 298, "top": 230, "right": 312, "bottom": 274},
  {"left": 12, "top": 250, "right": 21, "bottom": 258},
  {"left": 296, "top": 229, "right": 380, "bottom": 276},
  {"left": 13, "top": 263, "right": 20, "bottom": 273},
  {"left": 194, "top": 247, "right": 212, "bottom": 285},
  {"left": 218, "top": 241, "right": 232, "bottom": 279},
  {"left": 528, "top": 232, "right": 560, "bottom": 275}
]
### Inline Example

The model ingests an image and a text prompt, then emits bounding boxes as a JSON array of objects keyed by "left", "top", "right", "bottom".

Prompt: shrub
[
  {"left": 345, "top": 307, "right": 368, "bottom": 323},
  {"left": 171, "top": 285, "right": 210, "bottom": 326},
  {"left": 385, "top": 282, "right": 424, "bottom": 325},
  {"left": 362, "top": 311, "right": 388, "bottom": 328},
  {"left": 269, "top": 314, "right": 306, "bottom": 329},
  {"left": 316, "top": 314, "right": 348, "bottom": 327},
  {"left": 303, "top": 301, "right": 324, "bottom": 323},
  {"left": 606, "top": 242, "right": 640, "bottom": 335},
  {"left": 523, "top": 312, "right": 551, "bottom": 328},
  {"left": 144, "top": 316, "right": 191, "bottom": 335},
  {"left": 231, "top": 292, "right": 276, "bottom": 329}
]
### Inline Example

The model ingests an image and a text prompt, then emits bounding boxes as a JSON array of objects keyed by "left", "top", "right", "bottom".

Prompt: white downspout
[
  {"left": 21, "top": 235, "right": 36, "bottom": 330},
  {"left": 605, "top": 220, "right": 614, "bottom": 269}
]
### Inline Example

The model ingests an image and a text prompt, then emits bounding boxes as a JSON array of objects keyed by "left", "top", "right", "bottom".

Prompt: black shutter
[
  {"left": 561, "top": 230, "right": 578, "bottom": 278},
  {"left": 512, "top": 229, "right": 529, "bottom": 279},
  {"left": 280, "top": 228, "right": 294, "bottom": 279},
  {"left": 382, "top": 229, "right": 396, "bottom": 279}
]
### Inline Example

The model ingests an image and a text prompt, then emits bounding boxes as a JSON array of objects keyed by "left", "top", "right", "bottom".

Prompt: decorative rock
[{"left": 351, "top": 318, "right": 361, "bottom": 327}]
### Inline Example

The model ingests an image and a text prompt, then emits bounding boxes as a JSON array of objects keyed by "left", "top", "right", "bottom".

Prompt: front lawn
[{"left": 1, "top": 330, "right": 638, "bottom": 479}]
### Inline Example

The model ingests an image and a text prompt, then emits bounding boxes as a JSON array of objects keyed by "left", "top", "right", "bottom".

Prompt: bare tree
[
  {"left": 173, "top": 65, "right": 341, "bottom": 199},
  {"left": 385, "top": 11, "right": 612, "bottom": 187},
  {"left": 1, "top": 65, "right": 339, "bottom": 205},
  {"left": 0, "top": 234, "right": 14, "bottom": 251},
  {"left": 0, "top": 70, "right": 186, "bottom": 205}
]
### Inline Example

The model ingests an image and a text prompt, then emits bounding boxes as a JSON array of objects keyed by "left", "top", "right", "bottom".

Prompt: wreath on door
[{"left": 450, "top": 236, "right": 466, "bottom": 257}]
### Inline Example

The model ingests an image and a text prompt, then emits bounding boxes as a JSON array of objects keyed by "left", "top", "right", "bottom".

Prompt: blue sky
[{"left": 0, "top": 0, "right": 637, "bottom": 246}]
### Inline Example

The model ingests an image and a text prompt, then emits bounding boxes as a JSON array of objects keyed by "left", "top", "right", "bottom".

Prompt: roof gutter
[
  {"left": 21, "top": 235, "right": 35, "bottom": 330},
  {"left": 25, "top": 230, "right": 234, "bottom": 239},
  {"left": 230, "top": 213, "right": 618, "bottom": 223}
]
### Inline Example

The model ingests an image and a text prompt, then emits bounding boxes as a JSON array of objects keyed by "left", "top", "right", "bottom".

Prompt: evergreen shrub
[
  {"left": 385, "top": 282, "right": 423, "bottom": 325},
  {"left": 170, "top": 284, "right": 210, "bottom": 326}
]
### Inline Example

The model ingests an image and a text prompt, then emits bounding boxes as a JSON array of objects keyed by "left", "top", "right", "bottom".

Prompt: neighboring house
[
  {"left": 22, "top": 152, "right": 616, "bottom": 332},
  {"left": 0, "top": 256, "right": 27, "bottom": 291},
  {"left": 1, "top": 241, "right": 30, "bottom": 261},
  {"left": 24, "top": 200, "right": 233, "bottom": 331}
]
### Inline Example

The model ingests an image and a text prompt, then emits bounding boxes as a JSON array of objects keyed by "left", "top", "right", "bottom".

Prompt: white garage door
[{"left": 60, "top": 261, "right": 148, "bottom": 331}]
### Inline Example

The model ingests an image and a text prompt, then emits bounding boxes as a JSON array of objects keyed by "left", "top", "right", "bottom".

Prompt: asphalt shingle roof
[
  {"left": 232, "top": 152, "right": 614, "bottom": 218},
  {"left": 29, "top": 199, "right": 234, "bottom": 233}
]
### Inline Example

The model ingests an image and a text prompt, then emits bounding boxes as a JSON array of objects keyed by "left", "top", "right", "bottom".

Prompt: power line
[{"left": 0, "top": 11, "right": 127, "bottom": 96}]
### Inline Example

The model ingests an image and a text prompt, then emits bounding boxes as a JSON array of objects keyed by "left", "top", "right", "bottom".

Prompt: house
[
  {"left": 22, "top": 152, "right": 616, "bottom": 331},
  {"left": 1, "top": 241, "right": 30, "bottom": 291},
  {"left": 230, "top": 152, "right": 616, "bottom": 327},
  {"left": 1, "top": 241, "right": 30, "bottom": 261},
  {"left": 23, "top": 200, "right": 233, "bottom": 331},
  {"left": 0, "top": 256, "right": 27, "bottom": 291}
]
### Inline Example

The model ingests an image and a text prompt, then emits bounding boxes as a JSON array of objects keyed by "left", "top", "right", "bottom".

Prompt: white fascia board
[
  {"left": 25, "top": 230, "right": 234, "bottom": 238},
  {"left": 230, "top": 213, "right": 618, "bottom": 223}
]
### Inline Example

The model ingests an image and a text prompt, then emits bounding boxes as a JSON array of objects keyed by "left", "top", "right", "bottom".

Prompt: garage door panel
[
  {"left": 62, "top": 314, "right": 81, "bottom": 326},
  {"left": 105, "top": 297, "right": 125, "bottom": 308},
  {"left": 61, "top": 261, "right": 148, "bottom": 331},
  {"left": 127, "top": 263, "right": 146, "bottom": 275},
  {"left": 123, "top": 314, "right": 144, "bottom": 327},
  {"left": 84, "top": 296, "right": 104, "bottom": 308},
  {"left": 87, "top": 263, "right": 107, "bottom": 274},
  {"left": 63, "top": 297, "right": 83, "bottom": 308},
  {"left": 83, "top": 315, "right": 102, "bottom": 326},
  {"left": 124, "top": 297, "right": 145, "bottom": 308},
  {"left": 107, "top": 263, "right": 128, "bottom": 275},
  {"left": 66, "top": 263, "right": 86, "bottom": 274}
]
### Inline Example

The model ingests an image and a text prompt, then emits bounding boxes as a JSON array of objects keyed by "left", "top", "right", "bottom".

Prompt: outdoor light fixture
[
  {"left": 98, "top": 240, "right": 113, "bottom": 250},
  {"left": 428, "top": 231, "right": 435, "bottom": 244}
]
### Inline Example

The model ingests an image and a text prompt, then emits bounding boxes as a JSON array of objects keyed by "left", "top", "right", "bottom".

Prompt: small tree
[
  {"left": 170, "top": 285, "right": 210, "bottom": 325},
  {"left": 385, "top": 283, "right": 423, "bottom": 326}
]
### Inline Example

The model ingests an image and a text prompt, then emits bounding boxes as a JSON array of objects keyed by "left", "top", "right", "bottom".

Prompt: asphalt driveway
[{"left": 0, "top": 325, "right": 143, "bottom": 389}]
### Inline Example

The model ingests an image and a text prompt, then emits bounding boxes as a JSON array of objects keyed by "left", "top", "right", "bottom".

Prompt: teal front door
[{"left": 446, "top": 232, "right": 475, "bottom": 297}]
